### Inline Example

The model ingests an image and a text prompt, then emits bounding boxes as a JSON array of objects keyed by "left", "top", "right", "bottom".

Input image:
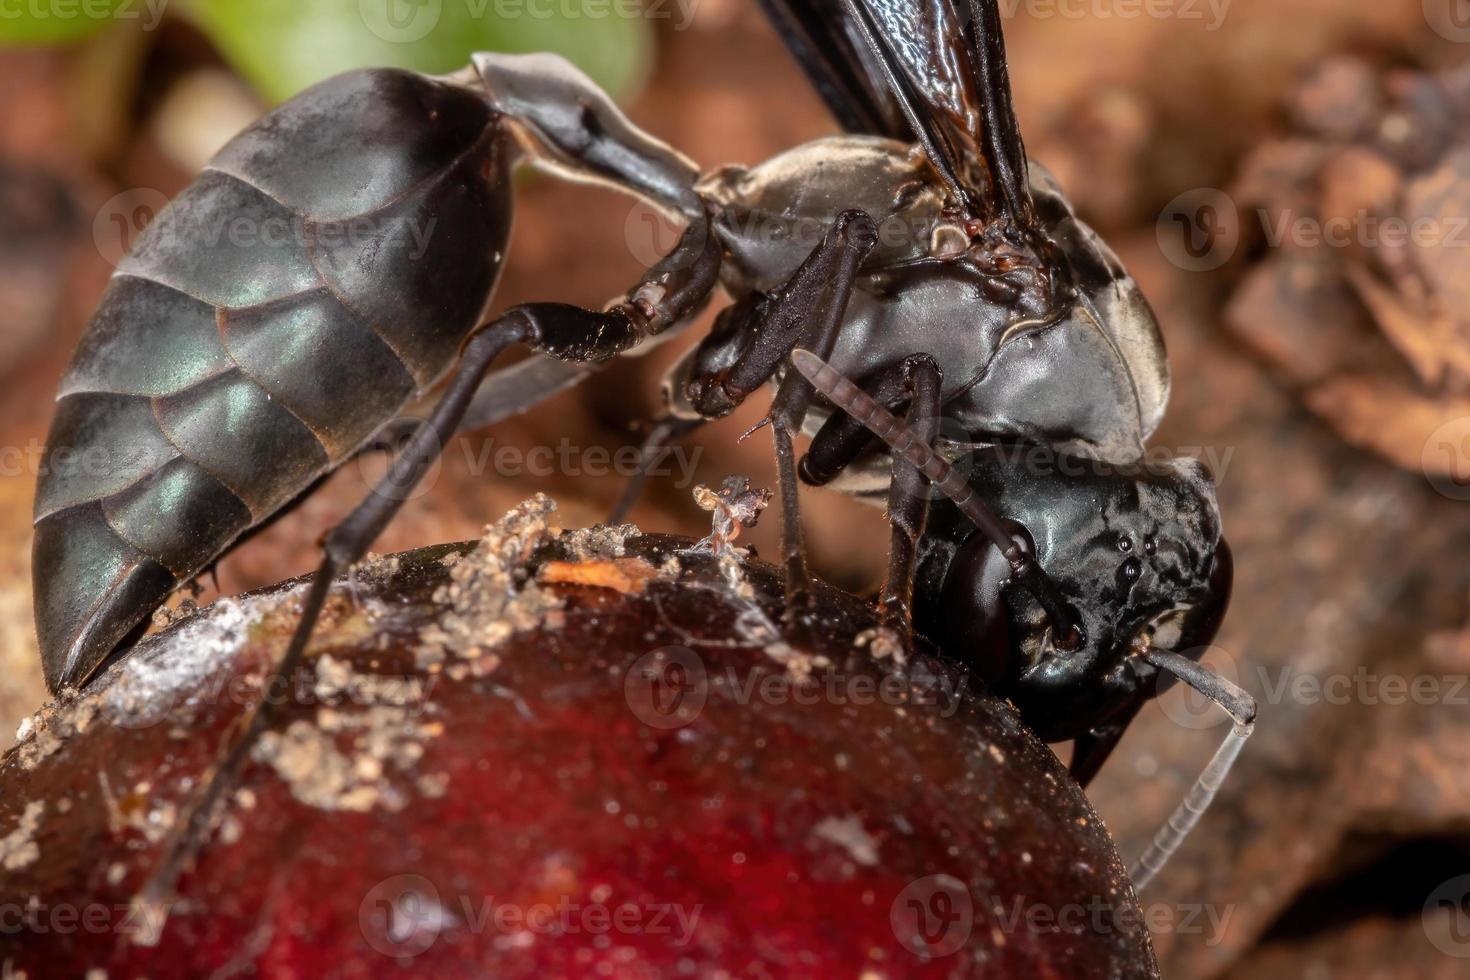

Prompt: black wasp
[{"left": 33, "top": 0, "right": 1252, "bottom": 915}]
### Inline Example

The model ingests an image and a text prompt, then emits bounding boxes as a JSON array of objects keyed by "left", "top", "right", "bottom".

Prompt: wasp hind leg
[
  {"left": 433, "top": 51, "right": 724, "bottom": 441},
  {"left": 133, "top": 300, "right": 661, "bottom": 938}
]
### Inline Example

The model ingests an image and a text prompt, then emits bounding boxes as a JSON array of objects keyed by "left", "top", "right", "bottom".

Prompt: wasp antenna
[
  {"left": 1130, "top": 649, "right": 1257, "bottom": 891},
  {"left": 790, "top": 348, "right": 1079, "bottom": 644}
]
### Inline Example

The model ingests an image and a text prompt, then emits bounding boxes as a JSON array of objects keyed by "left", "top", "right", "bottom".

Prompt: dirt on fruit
[
  {"left": 14, "top": 693, "right": 97, "bottom": 772},
  {"left": 0, "top": 800, "right": 42, "bottom": 870},
  {"left": 537, "top": 557, "right": 664, "bottom": 594},
  {"left": 413, "top": 495, "right": 568, "bottom": 666},
  {"left": 253, "top": 707, "right": 444, "bottom": 814}
]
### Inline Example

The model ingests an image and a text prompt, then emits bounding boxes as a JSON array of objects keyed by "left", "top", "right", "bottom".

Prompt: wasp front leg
[
  {"left": 607, "top": 415, "right": 708, "bottom": 523},
  {"left": 673, "top": 209, "right": 877, "bottom": 625},
  {"left": 1067, "top": 712, "right": 1141, "bottom": 790}
]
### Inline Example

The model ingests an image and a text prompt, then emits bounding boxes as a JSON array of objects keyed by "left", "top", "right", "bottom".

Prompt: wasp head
[{"left": 934, "top": 449, "right": 1230, "bottom": 743}]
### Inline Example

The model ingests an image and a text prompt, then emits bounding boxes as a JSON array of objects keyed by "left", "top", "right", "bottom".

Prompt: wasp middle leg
[{"left": 800, "top": 353, "right": 943, "bottom": 645}]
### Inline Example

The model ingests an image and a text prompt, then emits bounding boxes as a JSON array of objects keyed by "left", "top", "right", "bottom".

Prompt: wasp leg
[
  {"left": 608, "top": 415, "right": 707, "bottom": 524},
  {"left": 767, "top": 425, "right": 812, "bottom": 626},
  {"left": 679, "top": 210, "right": 877, "bottom": 626},
  {"left": 684, "top": 211, "right": 875, "bottom": 419},
  {"left": 432, "top": 52, "right": 720, "bottom": 436},
  {"left": 452, "top": 208, "right": 721, "bottom": 440},
  {"left": 135, "top": 303, "right": 645, "bottom": 937},
  {"left": 791, "top": 349, "right": 1084, "bottom": 649},
  {"left": 449, "top": 212, "right": 719, "bottom": 522},
  {"left": 800, "top": 354, "right": 943, "bottom": 644},
  {"left": 876, "top": 357, "right": 941, "bottom": 642},
  {"left": 1068, "top": 706, "right": 1141, "bottom": 790},
  {"left": 799, "top": 358, "right": 936, "bottom": 486},
  {"left": 608, "top": 300, "right": 788, "bottom": 522},
  {"left": 763, "top": 213, "right": 879, "bottom": 625}
]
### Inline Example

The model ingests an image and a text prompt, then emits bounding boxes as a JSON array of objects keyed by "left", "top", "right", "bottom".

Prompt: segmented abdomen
[{"left": 34, "top": 67, "right": 511, "bottom": 692}]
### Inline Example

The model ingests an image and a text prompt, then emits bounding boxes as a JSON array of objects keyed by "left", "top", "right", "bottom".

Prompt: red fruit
[{"left": 1, "top": 498, "right": 1156, "bottom": 977}]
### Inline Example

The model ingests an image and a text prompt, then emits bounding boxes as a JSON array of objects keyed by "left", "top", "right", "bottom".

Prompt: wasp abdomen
[
  {"left": 219, "top": 289, "right": 419, "bottom": 459},
  {"left": 35, "top": 68, "right": 510, "bottom": 691}
]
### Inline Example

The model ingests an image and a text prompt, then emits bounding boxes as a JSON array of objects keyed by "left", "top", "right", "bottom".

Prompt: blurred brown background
[{"left": 5, "top": 0, "right": 1470, "bottom": 976}]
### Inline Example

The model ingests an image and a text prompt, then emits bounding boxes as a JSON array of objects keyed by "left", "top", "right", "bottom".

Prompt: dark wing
[
  {"left": 759, "top": 0, "right": 1036, "bottom": 230},
  {"left": 755, "top": 0, "right": 907, "bottom": 136}
]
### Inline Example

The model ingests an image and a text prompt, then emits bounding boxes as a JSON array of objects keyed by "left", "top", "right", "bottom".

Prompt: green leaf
[
  {"left": 186, "top": 0, "right": 653, "bottom": 104},
  {"left": 0, "top": 0, "right": 159, "bottom": 45}
]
